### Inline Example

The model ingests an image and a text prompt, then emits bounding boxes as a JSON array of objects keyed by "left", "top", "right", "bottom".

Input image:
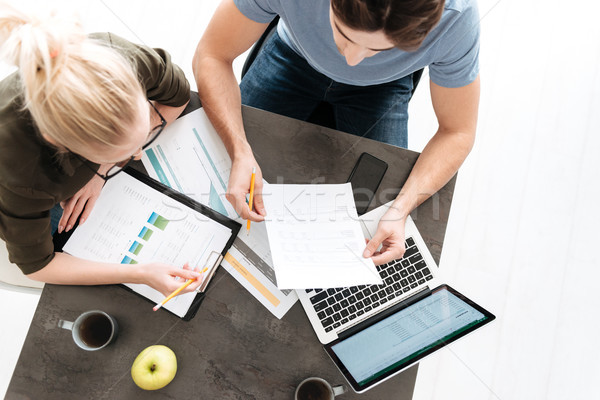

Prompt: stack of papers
[
  {"left": 141, "top": 109, "right": 297, "bottom": 318},
  {"left": 141, "top": 108, "right": 382, "bottom": 316}
]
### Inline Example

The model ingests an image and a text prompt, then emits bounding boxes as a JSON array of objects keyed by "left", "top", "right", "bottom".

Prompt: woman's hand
[
  {"left": 226, "top": 153, "right": 266, "bottom": 221},
  {"left": 58, "top": 174, "right": 105, "bottom": 233},
  {"left": 139, "top": 262, "right": 204, "bottom": 297},
  {"left": 363, "top": 206, "right": 408, "bottom": 265}
]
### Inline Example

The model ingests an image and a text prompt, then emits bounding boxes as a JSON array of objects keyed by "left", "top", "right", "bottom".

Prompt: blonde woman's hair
[{"left": 0, "top": 2, "right": 144, "bottom": 155}]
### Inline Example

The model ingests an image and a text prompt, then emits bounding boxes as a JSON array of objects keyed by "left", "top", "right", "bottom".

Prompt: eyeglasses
[{"left": 73, "top": 100, "right": 167, "bottom": 181}]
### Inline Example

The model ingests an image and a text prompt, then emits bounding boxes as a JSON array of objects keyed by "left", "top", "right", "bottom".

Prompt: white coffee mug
[
  {"left": 295, "top": 377, "right": 347, "bottom": 400},
  {"left": 58, "top": 310, "right": 118, "bottom": 351}
]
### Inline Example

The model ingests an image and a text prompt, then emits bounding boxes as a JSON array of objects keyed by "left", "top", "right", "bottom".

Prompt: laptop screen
[{"left": 326, "top": 285, "right": 495, "bottom": 392}]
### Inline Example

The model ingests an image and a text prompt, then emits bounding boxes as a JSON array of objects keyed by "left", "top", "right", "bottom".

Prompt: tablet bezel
[{"left": 323, "top": 284, "right": 495, "bottom": 393}]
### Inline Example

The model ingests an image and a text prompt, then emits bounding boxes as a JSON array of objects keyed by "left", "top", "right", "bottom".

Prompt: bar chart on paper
[
  {"left": 121, "top": 212, "right": 173, "bottom": 265},
  {"left": 65, "top": 177, "right": 227, "bottom": 270},
  {"left": 119, "top": 210, "right": 217, "bottom": 270}
]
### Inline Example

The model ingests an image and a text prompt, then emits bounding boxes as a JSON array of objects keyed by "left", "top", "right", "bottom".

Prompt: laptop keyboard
[{"left": 306, "top": 237, "right": 433, "bottom": 333}]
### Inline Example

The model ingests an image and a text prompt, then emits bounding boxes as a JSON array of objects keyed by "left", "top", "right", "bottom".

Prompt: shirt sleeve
[
  {"left": 91, "top": 32, "right": 190, "bottom": 107},
  {"left": 0, "top": 185, "right": 56, "bottom": 275},
  {"left": 233, "top": 0, "right": 280, "bottom": 23},
  {"left": 428, "top": 2, "right": 480, "bottom": 88}
]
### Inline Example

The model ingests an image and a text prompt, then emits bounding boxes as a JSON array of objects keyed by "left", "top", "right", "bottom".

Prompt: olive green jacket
[{"left": 0, "top": 32, "right": 190, "bottom": 274}]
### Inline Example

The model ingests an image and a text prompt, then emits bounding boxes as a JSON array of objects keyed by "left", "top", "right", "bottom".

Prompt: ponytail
[{"left": 0, "top": 2, "right": 144, "bottom": 155}]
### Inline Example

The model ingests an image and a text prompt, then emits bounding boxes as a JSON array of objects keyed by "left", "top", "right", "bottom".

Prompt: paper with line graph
[
  {"left": 262, "top": 183, "right": 382, "bottom": 289},
  {"left": 142, "top": 109, "right": 236, "bottom": 218}
]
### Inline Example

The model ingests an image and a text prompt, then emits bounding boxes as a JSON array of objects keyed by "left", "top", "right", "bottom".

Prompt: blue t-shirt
[{"left": 234, "top": 0, "right": 479, "bottom": 88}]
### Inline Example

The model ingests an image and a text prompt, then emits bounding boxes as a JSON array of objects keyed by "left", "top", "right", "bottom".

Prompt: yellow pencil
[
  {"left": 246, "top": 167, "right": 256, "bottom": 235},
  {"left": 153, "top": 266, "right": 208, "bottom": 311}
]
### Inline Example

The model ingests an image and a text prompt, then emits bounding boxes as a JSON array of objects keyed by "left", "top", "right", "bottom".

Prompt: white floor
[{"left": 1, "top": 0, "right": 599, "bottom": 399}]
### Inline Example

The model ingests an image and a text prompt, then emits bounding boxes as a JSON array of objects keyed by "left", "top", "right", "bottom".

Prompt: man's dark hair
[{"left": 330, "top": 0, "right": 445, "bottom": 51}]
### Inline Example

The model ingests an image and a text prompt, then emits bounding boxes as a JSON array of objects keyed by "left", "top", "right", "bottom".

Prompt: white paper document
[
  {"left": 262, "top": 183, "right": 383, "bottom": 289},
  {"left": 63, "top": 173, "right": 233, "bottom": 318},
  {"left": 141, "top": 108, "right": 298, "bottom": 318}
]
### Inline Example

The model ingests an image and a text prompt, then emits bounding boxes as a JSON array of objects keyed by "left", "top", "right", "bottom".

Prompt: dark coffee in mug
[
  {"left": 79, "top": 313, "right": 113, "bottom": 348},
  {"left": 297, "top": 379, "right": 331, "bottom": 400}
]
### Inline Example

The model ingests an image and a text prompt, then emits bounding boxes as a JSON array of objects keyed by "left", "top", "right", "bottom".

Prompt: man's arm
[
  {"left": 192, "top": 0, "right": 269, "bottom": 221},
  {"left": 364, "top": 75, "right": 480, "bottom": 264}
]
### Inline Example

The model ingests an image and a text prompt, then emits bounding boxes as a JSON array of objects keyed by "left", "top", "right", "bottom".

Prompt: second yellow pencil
[{"left": 246, "top": 167, "right": 256, "bottom": 234}]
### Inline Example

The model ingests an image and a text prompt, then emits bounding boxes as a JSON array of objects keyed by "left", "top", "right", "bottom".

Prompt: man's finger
[
  {"left": 230, "top": 192, "right": 265, "bottom": 222},
  {"left": 247, "top": 209, "right": 265, "bottom": 222},
  {"left": 371, "top": 251, "right": 395, "bottom": 266},
  {"left": 252, "top": 191, "right": 267, "bottom": 216},
  {"left": 226, "top": 192, "right": 249, "bottom": 217},
  {"left": 363, "top": 231, "right": 386, "bottom": 257},
  {"left": 371, "top": 244, "right": 405, "bottom": 265},
  {"left": 252, "top": 178, "right": 267, "bottom": 216}
]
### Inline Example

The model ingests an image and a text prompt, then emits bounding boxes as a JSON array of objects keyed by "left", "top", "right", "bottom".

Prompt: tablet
[{"left": 324, "top": 285, "right": 495, "bottom": 393}]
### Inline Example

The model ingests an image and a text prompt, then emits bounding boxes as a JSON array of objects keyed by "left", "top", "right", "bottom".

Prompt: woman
[{"left": 0, "top": 4, "right": 204, "bottom": 296}]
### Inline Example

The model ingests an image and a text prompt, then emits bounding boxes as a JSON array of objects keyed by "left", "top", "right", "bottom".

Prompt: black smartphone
[{"left": 347, "top": 152, "right": 388, "bottom": 215}]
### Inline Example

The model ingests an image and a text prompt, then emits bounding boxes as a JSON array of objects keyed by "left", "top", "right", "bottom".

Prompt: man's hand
[
  {"left": 58, "top": 174, "right": 105, "bottom": 233},
  {"left": 363, "top": 206, "right": 407, "bottom": 265},
  {"left": 226, "top": 153, "right": 266, "bottom": 221}
]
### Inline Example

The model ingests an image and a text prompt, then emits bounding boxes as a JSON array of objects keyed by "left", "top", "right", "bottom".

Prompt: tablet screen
[{"left": 326, "top": 285, "right": 494, "bottom": 391}]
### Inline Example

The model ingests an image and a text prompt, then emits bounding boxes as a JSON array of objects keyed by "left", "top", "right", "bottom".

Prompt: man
[{"left": 193, "top": 0, "right": 480, "bottom": 265}]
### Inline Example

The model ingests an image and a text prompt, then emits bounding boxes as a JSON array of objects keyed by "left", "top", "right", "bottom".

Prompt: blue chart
[
  {"left": 144, "top": 146, "right": 185, "bottom": 193},
  {"left": 193, "top": 127, "right": 230, "bottom": 217},
  {"left": 120, "top": 212, "right": 169, "bottom": 265},
  {"left": 144, "top": 148, "right": 171, "bottom": 187},
  {"left": 209, "top": 184, "right": 228, "bottom": 216}
]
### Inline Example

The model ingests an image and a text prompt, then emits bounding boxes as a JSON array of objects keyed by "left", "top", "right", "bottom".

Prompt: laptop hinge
[{"left": 336, "top": 286, "right": 432, "bottom": 340}]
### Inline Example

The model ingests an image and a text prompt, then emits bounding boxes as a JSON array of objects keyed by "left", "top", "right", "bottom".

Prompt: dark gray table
[{"left": 7, "top": 101, "right": 455, "bottom": 400}]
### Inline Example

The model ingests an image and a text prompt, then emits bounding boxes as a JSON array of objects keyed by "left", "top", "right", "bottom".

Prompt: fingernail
[
  {"left": 363, "top": 250, "right": 370, "bottom": 258},
  {"left": 66, "top": 225, "right": 72, "bottom": 232},
  {"left": 58, "top": 226, "right": 63, "bottom": 233},
  {"left": 79, "top": 218, "right": 85, "bottom": 224}
]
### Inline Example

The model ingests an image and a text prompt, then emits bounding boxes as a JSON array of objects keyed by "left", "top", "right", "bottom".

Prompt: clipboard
[{"left": 58, "top": 167, "right": 241, "bottom": 321}]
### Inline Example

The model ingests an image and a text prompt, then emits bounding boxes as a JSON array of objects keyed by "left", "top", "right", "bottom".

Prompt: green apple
[{"left": 131, "top": 345, "right": 177, "bottom": 390}]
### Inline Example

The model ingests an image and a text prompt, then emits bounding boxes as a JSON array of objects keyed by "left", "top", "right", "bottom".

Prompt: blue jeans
[
  {"left": 50, "top": 204, "right": 63, "bottom": 235},
  {"left": 240, "top": 31, "right": 415, "bottom": 148}
]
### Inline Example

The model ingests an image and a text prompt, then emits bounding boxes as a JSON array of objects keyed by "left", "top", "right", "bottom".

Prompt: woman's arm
[{"left": 27, "top": 252, "right": 204, "bottom": 297}]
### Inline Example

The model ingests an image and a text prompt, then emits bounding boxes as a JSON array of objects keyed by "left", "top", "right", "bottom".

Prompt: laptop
[{"left": 296, "top": 202, "right": 495, "bottom": 393}]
